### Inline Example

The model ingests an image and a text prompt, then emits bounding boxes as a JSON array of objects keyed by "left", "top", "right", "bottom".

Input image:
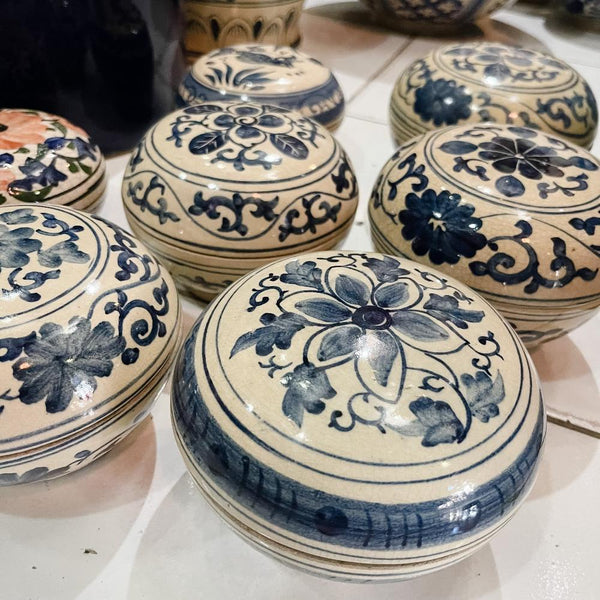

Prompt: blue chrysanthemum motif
[
  {"left": 414, "top": 79, "right": 472, "bottom": 126},
  {"left": 231, "top": 254, "right": 505, "bottom": 447},
  {"left": 12, "top": 317, "right": 125, "bottom": 414},
  {"left": 399, "top": 189, "right": 487, "bottom": 265}
]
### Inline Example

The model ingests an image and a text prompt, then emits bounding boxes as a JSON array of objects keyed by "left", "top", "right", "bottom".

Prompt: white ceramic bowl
[
  {"left": 172, "top": 250, "right": 544, "bottom": 581},
  {"left": 0, "top": 204, "right": 181, "bottom": 484}
]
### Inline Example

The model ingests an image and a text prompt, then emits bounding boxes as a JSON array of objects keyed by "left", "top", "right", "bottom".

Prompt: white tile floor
[{"left": 2, "top": 2, "right": 599, "bottom": 598}]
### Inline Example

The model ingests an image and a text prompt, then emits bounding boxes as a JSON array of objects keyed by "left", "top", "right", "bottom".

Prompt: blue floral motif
[
  {"left": 414, "top": 78, "right": 472, "bottom": 126},
  {"left": 231, "top": 254, "right": 502, "bottom": 446},
  {"left": 7, "top": 123, "right": 100, "bottom": 203},
  {"left": 0, "top": 222, "right": 41, "bottom": 269},
  {"left": 167, "top": 103, "right": 322, "bottom": 172},
  {"left": 13, "top": 158, "right": 68, "bottom": 191},
  {"left": 12, "top": 317, "right": 125, "bottom": 413},
  {"left": 0, "top": 209, "right": 90, "bottom": 303},
  {"left": 440, "top": 126, "right": 598, "bottom": 199},
  {"left": 399, "top": 189, "right": 487, "bottom": 265}
]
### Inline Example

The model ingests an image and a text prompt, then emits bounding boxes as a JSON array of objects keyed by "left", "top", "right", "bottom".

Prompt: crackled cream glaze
[
  {"left": 390, "top": 42, "right": 598, "bottom": 148},
  {"left": 122, "top": 101, "right": 358, "bottom": 300},
  {"left": 172, "top": 250, "right": 544, "bottom": 581},
  {"left": 178, "top": 44, "right": 344, "bottom": 130},
  {"left": 369, "top": 123, "right": 600, "bottom": 347},
  {"left": 182, "top": 0, "right": 304, "bottom": 57},
  {"left": 0, "top": 205, "right": 181, "bottom": 484},
  {"left": 0, "top": 109, "right": 106, "bottom": 211}
]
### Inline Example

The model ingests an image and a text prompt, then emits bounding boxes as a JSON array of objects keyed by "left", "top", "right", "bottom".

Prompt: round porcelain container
[
  {"left": 359, "top": 0, "right": 511, "bottom": 34},
  {"left": 0, "top": 204, "right": 181, "bottom": 485},
  {"left": 0, "top": 109, "right": 106, "bottom": 211},
  {"left": 177, "top": 44, "right": 345, "bottom": 131},
  {"left": 390, "top": 42, "right": 598, "bottom": 149},
  {"left": 172, "top": 250, "right": 545, "bottom": 581},
  {"left": 369, "top": 123, "right": 600, "bottom": 347},
  {"left": 181, "top": 0, "right": 304, "bottom": 58},
  {"left": 122, "top": 101, "right": 359, "bottom": 301}
]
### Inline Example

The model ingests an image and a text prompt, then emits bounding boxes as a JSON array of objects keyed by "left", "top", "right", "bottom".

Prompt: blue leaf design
[
  {"left": 391, "top": 311, "right": 449, "bottom": 341},
  {"left": 280, "top": 260, "right": 323, "bottom": 291},
  {"left": 335, "top": 274, "right": 369, "bottom": 307},
  {"left": 270, "top": 133, "right": 309, "bottom": 159},
  {"left": 364, "top": 256, "right": 410, "bottom": 283},
  {"left": 409, "top": 397, "right": 464, "bottom": 446},
  {"left": 230, "top": 312, "right": 308, "bottom": 357},
  {"left": 0, "top": 208, "right": 36, "bottom": 225},
  {"left": 423, "top": 294, "right": 484, "bottom": 329},
  {"left": 366, "top": 330, "right": 398, "bottom": 387},
  {"left": 295, "top": 298, "right": 352, "bottom": 323},
  {"left": 439, "top": 141, "right": 478, "bottom": 155},
  {"left": 461, "top": 371, "right": 505, "bottom": 423},
  {"left": 188, "top": 132, "right": 226, "bottom": 155},
  {"left": 374, "top": 281, "right": 409, "bottom": 309},
  {"left": 38, "top": 241, "right": 90, "bottom": 268},
  {"left": 281, "top": 363, "right": 336, "bottom": 427},
  {"left": 317, "top": 325, "right": 362, "bottom": 361}
]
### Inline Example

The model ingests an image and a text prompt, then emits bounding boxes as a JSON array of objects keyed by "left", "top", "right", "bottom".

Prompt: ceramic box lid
[
  {"left": 178, "top": 44, "right": 344, "bottom": 130},
  {"left": 0, "top": 205, "right": 180, "bottom": 456},
  {"left": 122, "top": 101, "right": 358, "bottom": 259},
  {"left": 172, "top": 251, "right": 544, "bottom": 565},
  {"left": 369, "top": 123, "right": 600, "bottom": 307},
  {"left": 0, "top": 109, "right": 106, "bottom": 211},
  {"left": 390, "top": 42, "right": 598, "bottom": 149}
]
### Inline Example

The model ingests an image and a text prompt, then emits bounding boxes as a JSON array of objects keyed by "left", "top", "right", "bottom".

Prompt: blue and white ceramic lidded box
[
  {"left": 122, "top": 101, "right": 358, "bottom": 301},
  {"left": 172, "top": 251, "right": 544, "bottom": 581},
  {"left": 390, "top": 42, "right": 598, "bottom": 149},
  {"left": 369, "top": 123, "right": 600, "bottom": 347},
  {"left": 0, "top": 109, "right": 106, "bottom": 211},
  {"left": 177, "top": 44, "right": 345, "bottom": 131},
  {"left": 359, "top": 0, "right": 512, "bottom": 34},
  {"left": 0, "top": 205, "right": 181, "bottom": 484}
]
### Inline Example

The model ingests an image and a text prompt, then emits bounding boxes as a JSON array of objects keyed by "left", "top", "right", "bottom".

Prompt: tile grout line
[
  {"left": 547, "top": 415, "right": 600, "bottom": 440},
  {"left": 346, "top": 36, "right": 415, "bottom": 104}
]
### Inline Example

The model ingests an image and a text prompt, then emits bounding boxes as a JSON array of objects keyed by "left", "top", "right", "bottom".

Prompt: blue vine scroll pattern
[
  {"left": 0, "top": 208, "right": 174, "bottom": 416},
  {"left": 230, "top": 253, "right": 506, "bottom": 447}
]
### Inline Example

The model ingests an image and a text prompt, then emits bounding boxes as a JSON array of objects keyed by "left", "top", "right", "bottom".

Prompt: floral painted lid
[
  {"left": 370, "top": 123, "right": 600, "bottom": 305},
  {"left": 172, "top": 251, "right": 544, "bottom": 563},
  {"left": 0, "top": 109, "right": 106, "bottom": 211},
  {"left": 390, "top": 42, "right": 598, "bottom": 148},
  {"left": 177, "top": 44, "right": 344, "bottom": 130},
  {"left": 0, "top": 205, "right": 180, "bottom": 456},
  {"left": 122, "top": 101, "right": 358, "bottom": 259}
]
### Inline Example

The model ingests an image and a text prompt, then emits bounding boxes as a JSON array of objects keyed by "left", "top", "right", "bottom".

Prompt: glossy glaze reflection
[
  {"left": 122, "top": 101, "right": 358, "bottom": 300},
  {"left": 178, "top": 44, "right": 345, "bottom": 130},
  {"left": 0, "top": 204, "right": 181, "bottom": 484},
  {"left": 390, "top": 42, "right": 598, "bottom": 148},
  {"left": 369, "top": 123, "right": 600, "bottom": 346},
  {"left": 172, "top": 250, "right": 544, "bottom": 581},
  {"left": 0, "top": 109, "right": 106, "bottom": 211}
]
